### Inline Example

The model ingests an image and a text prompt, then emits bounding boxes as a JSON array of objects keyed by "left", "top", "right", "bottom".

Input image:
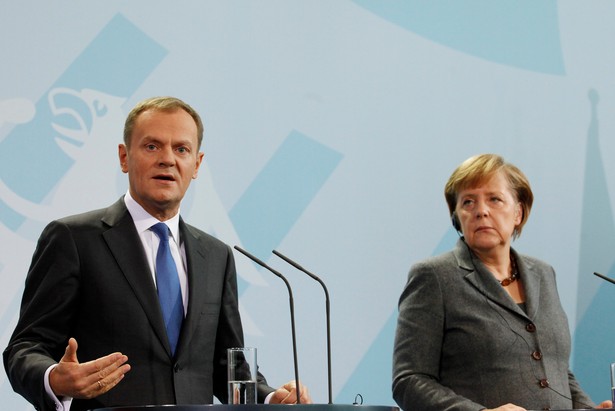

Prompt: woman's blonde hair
[{"left": 444, "top": 154, "right": 533, "bottom": 239}]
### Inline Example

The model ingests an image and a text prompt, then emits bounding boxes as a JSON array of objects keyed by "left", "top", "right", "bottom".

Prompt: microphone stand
[
  {"left": 273, "top": 249, "right": 332, "bottom": 404},
  {"left": 233, "top": 246, "right": 302, "bottom": 403}
]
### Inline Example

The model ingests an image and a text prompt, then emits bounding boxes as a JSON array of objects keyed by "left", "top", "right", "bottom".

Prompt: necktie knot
[{"left": 151, "top": 222, "right": 170, "bottom": 242}]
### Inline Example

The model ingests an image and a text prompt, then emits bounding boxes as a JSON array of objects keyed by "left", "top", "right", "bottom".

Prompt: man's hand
[
  {"left": 269, "top": 380, "right": 312, "bottom": 404},
  {"left": 49, "top": 338, "right": 131, "bottom": 399},
  {"left": 595, "top": 400, "right": 613, "bottom": 409}
]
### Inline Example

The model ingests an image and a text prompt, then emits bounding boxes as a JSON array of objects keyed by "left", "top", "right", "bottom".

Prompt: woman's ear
[{"left": 514, "top": 203, "right": 523, "bottom": 225}]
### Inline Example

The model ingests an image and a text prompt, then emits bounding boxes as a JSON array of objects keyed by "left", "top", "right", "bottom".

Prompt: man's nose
[{"left": 158, "top": 147, "right": 175, "bottom": 165}]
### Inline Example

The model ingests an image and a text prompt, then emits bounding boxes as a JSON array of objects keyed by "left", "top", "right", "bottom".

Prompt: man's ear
[
  {"left": 118, "top": 144, "right": 129, "bottom": 173},
  {"left": 192, "top": 152, "right": 205, "bottom": 179}
]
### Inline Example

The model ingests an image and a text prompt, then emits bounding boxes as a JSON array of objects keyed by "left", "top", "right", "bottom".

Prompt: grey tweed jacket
[{"left": 393, "top": 238, "right": 594, "bottom": 411}]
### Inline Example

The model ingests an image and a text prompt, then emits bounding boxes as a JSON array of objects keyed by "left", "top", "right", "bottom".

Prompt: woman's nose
[{"left": 475, "top": 201, "right": 489, "bottom": 217}]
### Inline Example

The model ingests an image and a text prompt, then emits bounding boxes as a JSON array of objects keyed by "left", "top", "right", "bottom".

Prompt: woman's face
[{"left": 455, "top": 171, "right": 522, "bottom": 255}]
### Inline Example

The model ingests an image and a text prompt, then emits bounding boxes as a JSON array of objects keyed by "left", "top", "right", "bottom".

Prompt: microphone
[
  {"left": 594, "top": 271, "right": 615, "bottom": 285},
  {"left": 272, "top": 249, "right": 333, "bottom": 404},
  {"left": 233, "top": 245, "right": 302, "bottom": 403}
]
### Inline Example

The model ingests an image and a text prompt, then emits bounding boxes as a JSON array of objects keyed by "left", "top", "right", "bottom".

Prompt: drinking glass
[{"left": 227, "top": 347, "right": 257, "bottom": 404}]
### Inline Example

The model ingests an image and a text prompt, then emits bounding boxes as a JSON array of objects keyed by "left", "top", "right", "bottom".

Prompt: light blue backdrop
[{"left": 2, "top": 1, "right": 615, "bottom": 409}]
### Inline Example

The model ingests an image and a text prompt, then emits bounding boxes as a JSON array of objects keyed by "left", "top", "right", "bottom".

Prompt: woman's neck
[{"left": 472, "top": 246, "right": 511, "bottom": 281}]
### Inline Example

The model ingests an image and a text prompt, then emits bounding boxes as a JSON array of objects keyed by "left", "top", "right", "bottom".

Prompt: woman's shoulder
[
  {"left": 412, "top": 249, "right": 457, "bottom": 268},
  {"left": 408, "top": 250, "right": 461, "bottom": 283}
]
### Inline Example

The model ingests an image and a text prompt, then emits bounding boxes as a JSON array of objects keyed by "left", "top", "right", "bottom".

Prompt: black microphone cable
[
  {"left": 482, "top": 293, "right": 595, "bottom": 409},
  {"left": 455, "top": 222, "right": 594, "bottom": 407},
  {"left": 463, "top": 243, "right": 596, "bottom": 409}
]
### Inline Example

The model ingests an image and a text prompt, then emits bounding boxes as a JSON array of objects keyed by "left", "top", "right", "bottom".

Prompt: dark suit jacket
[
  {"left": 392, "top": 238, "right": 594, "bottom": 411},
  {"left": 3, "top": 198, "right": 274, "bottom": 411}
]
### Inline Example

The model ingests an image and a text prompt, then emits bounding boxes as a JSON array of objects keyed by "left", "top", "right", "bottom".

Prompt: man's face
[{"left": 118, "top": 108, "right": 204, "bottom": 220}]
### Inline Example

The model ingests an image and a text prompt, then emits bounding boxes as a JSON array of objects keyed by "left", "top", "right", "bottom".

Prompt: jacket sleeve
[
  {"left": 210, "top": 244, "right": 275, "bottom": 403},
  {"left": 392, "top": 261, "right": 485, "bottom": 411},
  {"left": 3, "top": 220, "right": 80, "bottom": 411},
  {"left": 568, "top": 370, "right": 596, "bottom": 409}
]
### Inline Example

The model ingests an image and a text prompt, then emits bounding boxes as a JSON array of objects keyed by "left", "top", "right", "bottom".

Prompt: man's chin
[{"left": 138, "top": 195, "right": 182, "bottom": 217}]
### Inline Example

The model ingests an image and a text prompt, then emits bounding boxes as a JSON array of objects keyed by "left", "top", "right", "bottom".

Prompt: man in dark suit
[{"left": 3, "top": 96, "right": 311, "bottom": 411}]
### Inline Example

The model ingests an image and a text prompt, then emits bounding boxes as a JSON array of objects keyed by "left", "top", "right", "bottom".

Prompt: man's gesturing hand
[{"left": 49, "top": 338, "right": 131, "bottom": 399}]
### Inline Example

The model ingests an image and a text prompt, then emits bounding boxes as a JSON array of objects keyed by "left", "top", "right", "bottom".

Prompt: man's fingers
[
  {"left": 299, "top": 385, "right": 312, "bottom": 404},
  {"left": 82, "top": 352, "right": 129, "bottom": 377},
  {"left": 279, "top": 381, "right": 312, "bottom": 404},
  {"left": 61, "top": 338, "right": 79, "bottom": 363},
  {"left": 51, "top": 347, "right": 130, "bottom": 400},
  {"left": 83, "top": 353, "right": 130, "bottom": 387},
  {"left": 90, "top": 362, "right": 131, "bottom": 397}
]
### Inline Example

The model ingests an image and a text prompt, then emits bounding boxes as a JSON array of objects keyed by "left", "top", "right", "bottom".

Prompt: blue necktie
[{"left": 151, "top": 222, "right": 184, "bottom": 356}]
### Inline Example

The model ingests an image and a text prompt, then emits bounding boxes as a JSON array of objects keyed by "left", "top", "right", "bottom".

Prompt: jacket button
[
  {"left": 174, "top": 363, "right": 180, "bottom": 372},
  {"left": 539, "top": 379, "right": 549, "bottom": 388},
  {"left": 532, "top": 351, "right": 543, "bottom": 360},
  {"left": 526, "top": 323, "right": 536, "bottom": 332}
]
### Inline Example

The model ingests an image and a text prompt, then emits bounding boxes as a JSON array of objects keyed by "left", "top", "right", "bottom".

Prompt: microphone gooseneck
[
  {"left": 272, "top": 249, "right": 333, "bottom": 404},
  {"left": 594, "top": 271, "right": 615, "bottom": 285},
  {"left": 233, "top": 245, "right": 302, "bottom": 403}
]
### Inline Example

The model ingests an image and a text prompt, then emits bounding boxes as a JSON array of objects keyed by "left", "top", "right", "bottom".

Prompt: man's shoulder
[
  {"left": 54, "top": 199, "right": 125, "bottom": 226},
  {"left": 181, "top": 222, "right": 230, "bottom": 250},
  {"left": 57, "top": 208, "right": 107, "bottom": 225}
]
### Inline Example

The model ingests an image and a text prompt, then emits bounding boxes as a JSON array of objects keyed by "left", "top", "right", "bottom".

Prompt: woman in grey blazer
[{"left": 392, "top": 154, "right": 612, "bottom": 411}]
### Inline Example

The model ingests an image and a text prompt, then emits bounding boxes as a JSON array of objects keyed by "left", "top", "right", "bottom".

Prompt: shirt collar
[{"left": 124, "top": 191, "right": 181, "bottom": 241}]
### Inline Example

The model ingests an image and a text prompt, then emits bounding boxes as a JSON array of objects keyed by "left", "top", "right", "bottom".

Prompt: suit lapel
[
  {"left": 175, "top": 219, "right": 210, "bottom": 356},
  {"left": 101, "top": 199, "right": 171, "bottom": 354},
  {"left": 455, "top": 239, "right": 528, "bottom": 318},
  {"left": 514, "top": 251, "right": 540, "bottom": 320}
]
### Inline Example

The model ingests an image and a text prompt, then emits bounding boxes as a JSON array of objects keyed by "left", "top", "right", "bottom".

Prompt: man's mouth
[{"left": 153, "top": 174, "right": 175, "bottom": 181}]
